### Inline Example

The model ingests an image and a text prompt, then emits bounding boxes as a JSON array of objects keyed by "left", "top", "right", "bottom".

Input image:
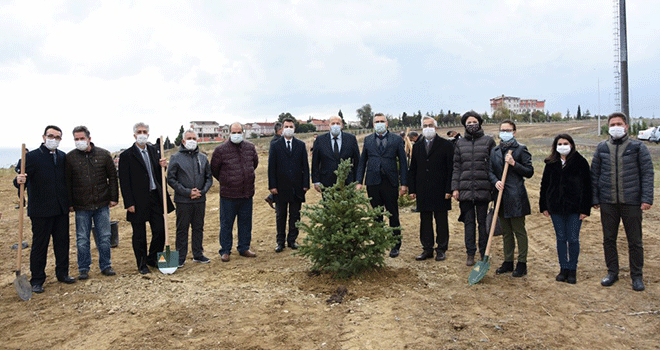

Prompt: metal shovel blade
[
  {"left": 13, "top": 273, "right": 31, "bottom": 301},
  {"left": 157, "top": 246, "right": 178, "bottom": 275},
  {"left": 468, "top": 255, "right": 491, "bottom": 285}
]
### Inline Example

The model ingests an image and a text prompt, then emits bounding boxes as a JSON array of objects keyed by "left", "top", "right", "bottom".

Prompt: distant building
[
  {"left": 190, "top": 121, "right": 223, "bottom": 142},
  {"left": 307, "top": 119, "right": 328, "bottom": 131},
  {"left": 249, "top": 122, "right": 275, "bottom": 137},
  {"left": 490, "top": 95, "right": 545, "bottom": 114}
]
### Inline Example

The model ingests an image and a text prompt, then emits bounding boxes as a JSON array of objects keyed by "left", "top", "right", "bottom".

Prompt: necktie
[
  {"left": 287, "top": 140, "right": 291, "bottom": 152},
  {"left": 141, "top": 149, "right": 156, "bottom": 190},
  {"left": 426, "top": 140, "right": 431, "bottom": 154},
  {"left": 377, "top": 136, "right": 384, "bottom": 153},
  {"left": 52, "top": 152, "right": 57, "bottom": 165},
  {"left": 333, "top": 137, "right": 339, "bottom": 158}
]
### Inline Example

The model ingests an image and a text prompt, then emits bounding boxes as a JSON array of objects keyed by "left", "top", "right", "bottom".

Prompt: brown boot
[{"left": 466, "top": 255, "right": 475, "bottom": 266}]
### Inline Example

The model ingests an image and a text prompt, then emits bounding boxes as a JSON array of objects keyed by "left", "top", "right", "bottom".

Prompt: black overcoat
[
  {"left": 311, "top": 131, "right": 360, "bottom": 187},
  {"left": 489, "top": 140, "right": 534, "bottom": 219},
  {"left": 407, "top": 135, "right": 453, "bottom": 212}
]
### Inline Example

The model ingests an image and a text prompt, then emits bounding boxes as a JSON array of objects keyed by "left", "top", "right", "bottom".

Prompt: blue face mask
[
  {"left": 330, "top": 124, "right": 341, "bottom": 136},
  {"left": 499, "top": 131, "right": 514, "bottom": 142},
  {"left": 374, "top": 122, "right": 387, "bottom": 134}
]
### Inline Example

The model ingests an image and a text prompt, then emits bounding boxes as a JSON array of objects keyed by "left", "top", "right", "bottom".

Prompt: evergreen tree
[
  {"left": 297, "top": 160, "right": 400, "bottom": 278},
  {"left": 174, "top": 125, "right": 184, "bottom": 146},
  {"left": 577, "top": 105, "right": 582, "bottom": 120}
]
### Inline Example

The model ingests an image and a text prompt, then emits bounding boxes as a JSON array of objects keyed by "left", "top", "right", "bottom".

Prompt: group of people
[{"left": 14, "top": 111, "right": 653, "bottom": 294}]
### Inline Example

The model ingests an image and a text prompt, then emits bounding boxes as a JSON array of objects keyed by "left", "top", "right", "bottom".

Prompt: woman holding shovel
[
  {"left": 539, "top": 134, "right": 591, "bottom": 284},
  {"left": 489, "top": 120, "right": 534, "bottom": 277}
]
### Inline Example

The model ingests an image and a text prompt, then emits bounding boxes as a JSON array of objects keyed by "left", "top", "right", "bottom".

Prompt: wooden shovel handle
[
  {"left": 160, "top": 136, "right": 169, "bottom": 246},
  {"left": 484, "top": 150, "right": 513, "bottom": 257},
  {"left": 17, "top": 144, "right": 26, "bottom": 273}
]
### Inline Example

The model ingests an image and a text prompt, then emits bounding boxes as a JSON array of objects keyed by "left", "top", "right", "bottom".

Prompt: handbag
[{"left": 486, "top": 202, "right": 502, "bottom": 237}]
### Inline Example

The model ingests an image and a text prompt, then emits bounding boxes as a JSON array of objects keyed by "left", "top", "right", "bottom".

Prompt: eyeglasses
[{"left": 45, "top": 134, "right": 62, "bottom": 140}]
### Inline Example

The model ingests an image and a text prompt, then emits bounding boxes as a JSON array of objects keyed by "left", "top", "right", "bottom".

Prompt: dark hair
[
  {"left": 607, "top": 112, "right": 628, "bottom": 125},
  {"left": 545, "top": 133, "right": 576, "bottom": 163},
  {"left": 460, "top": 111, "right": 483, "bottom": 126},
  {"left": 43, "top": 125, "right": 62, "bottom": 135},
  {"left": 72, "top": 125, "right": 90, "bottom": 138},
  {"left": 500, "top": 119, "right": 516, "bottom": 131},
  {"left": 408, "top": 131, "right": 419, "bottom": 138},
  {"left": 273, "top": 122, "right": 282, "bottom": 132},
  {"left": 374, "top": 113, "right": 385, "bottom": 118},
  {"left": 282, "top": 118, "right": 295, "bottom": 125}
]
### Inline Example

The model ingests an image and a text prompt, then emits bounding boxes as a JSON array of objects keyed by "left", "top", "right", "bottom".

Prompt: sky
[{"left": 1, "top": 0, "right": 659, "bottom": 151}]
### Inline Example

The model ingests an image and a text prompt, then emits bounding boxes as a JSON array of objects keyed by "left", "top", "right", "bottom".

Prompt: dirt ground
[{"left": 0, "top": 120, "right": 658, "bottom": 350}]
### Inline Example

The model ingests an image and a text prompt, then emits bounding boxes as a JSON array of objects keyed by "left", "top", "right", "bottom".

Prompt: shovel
[
  {"left": 157, "top": 136, "right": 178, "bottom": 274},
  {"left": 14, "top": 144, "right": 31, "bottom": 300},
  {"left": 468, "top": 150, "right": 513, "bottom": 285}
]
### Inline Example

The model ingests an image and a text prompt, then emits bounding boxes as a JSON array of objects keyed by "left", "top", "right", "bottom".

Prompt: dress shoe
[
  {"left": 496, "top": 261, "right": 514, "bottom": 274},
  {"left": 275, "top": 244, "right": 285, "bottom": 253},
  {"left": 389, "top": 248, "right": 400, "bottom": 258},
  {"left": 601, "top": 273, "right": 619, "bottom": 287},
  {"left": 566, "top": 269, "right": 577, "bottom": 284},
  {"left": 101, "top": 267, "right": 116, "bottom": 276},
  {"left": 58, "top": 276, "right": 76, "bottom": 284},
  {"left": 221, "top": 253, "right": 231, "bottom": 262},
  {"left": 288, "top": 242, "right": 300, "bottom": 250},
  {"left": 632, "top": 277, "right": 645, "bottom": 291},
  {"left": 466, "top": 255, "right": 476, "bottom": 266},
  {"left": 239, "top": 250, "right": 257, "bottom": 258},
  {"left": 415, "top": 251, "right": 433, "bottom": 261},
  {"left": 146, "top": 260, "right": 157, "bottom": 268},
  {"left": 512, "top": 262, "right": 527, "bottom": 277},
  {"left": 32, "top": 284, "right": 44, "bottom": 293},
  {"left": 78, "top": 271, "right": 89, "bottom": 280},
  {"left": 264, "top": 196, "right": 275, "bottom": 209},
  {"left": 556, "top": 269, "right": 568, "bottom": 282},
  {"left": 435, "top": 251, "right": 446, "bottom": 261}
]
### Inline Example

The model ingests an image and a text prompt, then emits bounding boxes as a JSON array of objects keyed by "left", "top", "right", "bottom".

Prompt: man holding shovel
[
  {"left": 14, "top": 125, "right": 76, "bottom": 293},
  {"left": 66, "top": 126, "right": 118, "bottom": 280}
]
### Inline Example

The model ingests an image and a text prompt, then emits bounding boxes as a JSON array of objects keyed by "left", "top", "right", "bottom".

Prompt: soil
[{"left": 0, "top": 120, "right": 658, "bottom": 350}]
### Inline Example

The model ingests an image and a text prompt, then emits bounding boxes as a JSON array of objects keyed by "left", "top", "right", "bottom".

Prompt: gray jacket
[
  {"left": 591, "top": 134, "right": 654, "bottom": 206},
  {"left": 167, "top": 145, "right": 213, "bottom": 203}
]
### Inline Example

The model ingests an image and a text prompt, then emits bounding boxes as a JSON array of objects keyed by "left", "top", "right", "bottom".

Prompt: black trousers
[
  {"left": 175, "top": 201, "right": 206, "bottom": 263},
  {"left": 276, "top": 199, "right": 302, "bottom": 245},
  {"left": 30, "top": 214, "right": 70, "bottom": 286},
  {"left": 600, "top": 203, "right": 644, "bottom": 278},
  {"left": 420, "top": 210, "right": 449, "bottom": 253},
  {"left": 367, "top": 181, "right": 401, "bottom": 250},
  {"left": 460, "top": 200, "right": 489, "bottom": 258},
  {"left": 130, "top": 191, "right": 165, "bottom": 269}
]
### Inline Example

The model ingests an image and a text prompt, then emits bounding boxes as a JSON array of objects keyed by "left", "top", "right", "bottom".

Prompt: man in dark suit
[
  {"left": 268, "top": 118, "right": 310, "bottom": 252},
  {"left": 14, "top": 125, "right": 76, "bottom": 293},
  {"left": 264, "top": 122, "right": 283, "bottom": 209},
  {"left": 119, "top": 122, "right": 174, "bottom": 274},
  {"left": 356, "top": 113, "right": 408, "bottom": 258},
  {"left": 311, "top": 116, "right": 360, "bottom": 192},
  {"left": 408, "top": 117, "right": 454, "bottom": 261}
]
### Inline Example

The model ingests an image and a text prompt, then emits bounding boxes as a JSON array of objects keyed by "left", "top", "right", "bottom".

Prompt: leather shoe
[
  {"left": 435, "top": 251, "right": 446, "bottom": 261},
  {"left": 264, "top": 196, "right": 275, "bottom": 209},
  {"left": 239, "top": 250, "right": 257, "bottom": 258},
  {"left": 415, "top": 251, "right": 433, "bottom": 261},
  {"left": 600, "top": 273, "right": 619, "bottom": 287},
  {"left": 275, "top": 244, "right": 285, "bottom": 253},
  {"left": 78, "top": 271, "right": 89, "bottom": 280},
  {"left": 32, "top": 284, "right": 44, "bottom": 293},
  {"left": 101, "top": 267, "right": 116, "bottom": 276},
  {"left": 139, "top": 266, "right": 150, "bottom": 274},
  {"left": 632, "top": 277, "right": 645, "bottom": 291},
  {"left": 58, "top": 276, "right": 76, "bottom": 284},
  {"left": 466, "top": 255, "right": 476, "bottom": 266},
  {"left": 288, "top": 242, "right": 300, "bottom": 250},
  {"left": 221, "top": 253, "right": 231, "bottom": 262},
  {"left": 389, "top": 248, "right": 399, "bottom": 258}
]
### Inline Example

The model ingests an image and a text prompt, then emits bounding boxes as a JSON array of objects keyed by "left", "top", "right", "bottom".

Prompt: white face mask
[
  {"left": 499, "top": 131, "right": 514, "bottom": 142},
  {"left": 75, "top": 140, "right": 89, "bottom": 151},
  {"left": 556, "top": 144, "right": 571, "bottom": 156},
  {"left": 422, "top": 127, "right": 436, "bottom": 139},
  {"left": 44, "top": 138, "right": 59, "bottom": 150},
  {"left": 374, "top": 122, "right": 387, "bottom": 134},
  {"left": 136, "top": 134, "right": 149, "bottom": 146},
  {"left": 609, "top": 126, "right": 626, "bottom": 139},
  {"left": 230, "top": 133, "right": 243, "bottom": 144},
  {"left": 330, "top": 124, "right": 341, "bottom": 136},
  {"left": 282, "top": 127, "right": 295, "bottom": 138},
  {"left": 184, "top": 140, "right": 197, "bottom": 150}
]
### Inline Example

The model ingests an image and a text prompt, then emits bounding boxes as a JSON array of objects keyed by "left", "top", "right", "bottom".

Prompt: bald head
[
  {"left": 328, "top": 116, "right": 342, "bottom": 126},
  {"left": 230, "top": 122, "right": 243, "bottom": 133}
]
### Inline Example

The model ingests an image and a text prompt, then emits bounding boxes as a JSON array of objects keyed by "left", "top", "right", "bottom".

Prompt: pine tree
[
  {"left": 174, "top": 125, "right": 184, "bottom": 146},
  {"left": 296, "top": 159, "right": 400, "bottom": 278}
]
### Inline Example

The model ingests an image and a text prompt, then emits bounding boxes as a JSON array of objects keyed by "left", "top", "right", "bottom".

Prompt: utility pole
[{"left": 619, "top": 0, "right": 630, "bottom": 123}]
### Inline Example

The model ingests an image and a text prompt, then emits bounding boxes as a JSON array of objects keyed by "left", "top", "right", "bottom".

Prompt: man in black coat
[
  {"left": 311, "top": 116, "right": 360, "bottom": 192},
  {"left": 14, "top": 125, "right": 76, "bottom": 293},
  {"left": 408, "top": 117, "right": 454, "bottom": 261},
  {"left": 264, "top": 122, "right": 283, "bottom": 209},
  {"left": 119, "top": 122, "right": 174, "bottom": 274},
  {"left": 268, "top": 118, "right": 310, "bottom": 252},
  {"left": 356, "top": 113, "right": 408, "bottom": 258}
]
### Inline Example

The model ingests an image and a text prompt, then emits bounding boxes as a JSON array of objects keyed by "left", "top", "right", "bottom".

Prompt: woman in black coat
[{"left": 539, "top": 134, "right": 591, "bottom": 284}]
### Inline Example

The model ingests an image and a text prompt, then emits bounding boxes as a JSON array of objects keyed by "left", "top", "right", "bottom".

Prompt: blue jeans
[
  {"left": 75, "top": 206, "right": 112, "bottom": 272},
  {"left": 550, "top": 213, "right": 582, "bottom": 270},
  {"left": 219, "top": 197, "right": 253, "bottom": 255}
]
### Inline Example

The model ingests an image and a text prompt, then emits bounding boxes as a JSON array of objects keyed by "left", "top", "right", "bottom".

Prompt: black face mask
[{"left": 465, "top": 124, "right": 481, "bottom": 134}]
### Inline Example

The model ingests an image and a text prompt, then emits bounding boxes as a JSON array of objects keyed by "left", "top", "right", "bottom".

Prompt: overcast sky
[{"left": 1, "top": 0, "right": 659, "bottom": 151}]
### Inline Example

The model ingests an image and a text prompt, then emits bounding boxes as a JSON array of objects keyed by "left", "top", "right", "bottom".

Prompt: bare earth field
[{"left": 0, "top": 120, "right": 658, "bottom": 349}]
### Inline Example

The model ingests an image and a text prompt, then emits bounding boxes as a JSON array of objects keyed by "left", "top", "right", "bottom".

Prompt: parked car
[{"left": 638, "top": 127, "right": 660, "bottom": 143}]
